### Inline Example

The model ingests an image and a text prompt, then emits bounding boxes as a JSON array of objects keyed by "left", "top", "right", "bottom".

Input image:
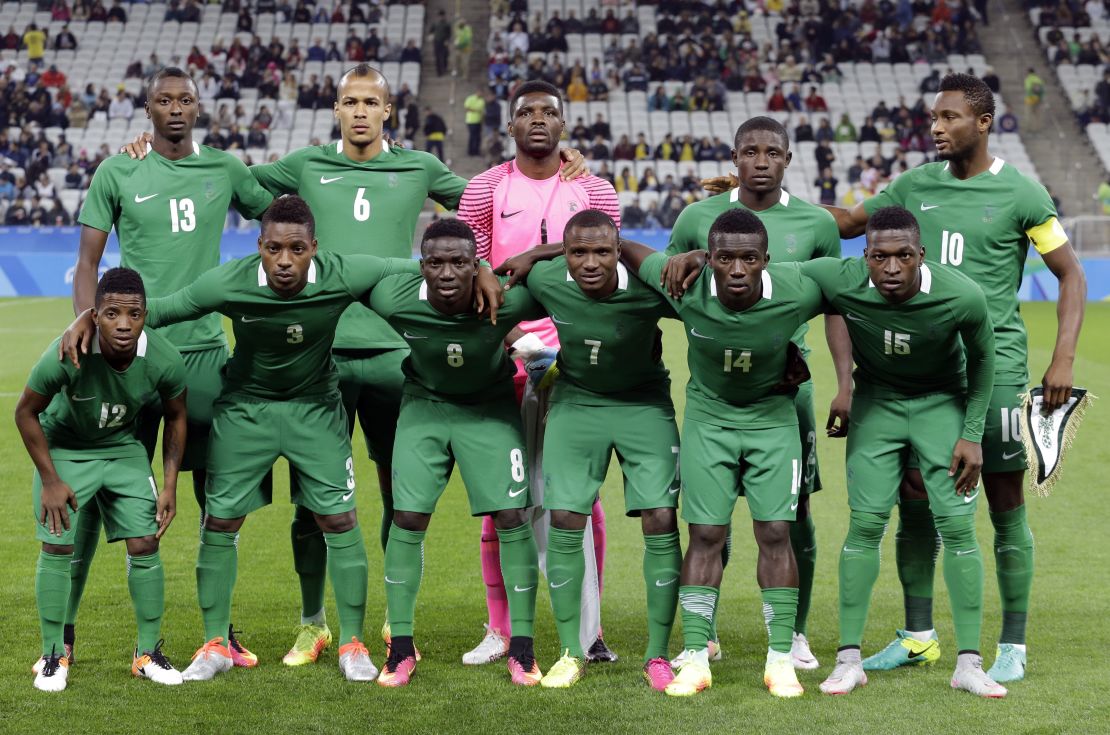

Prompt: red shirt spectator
[
  {"left": 805, "top": 87, "right": 828, "bottom": 112},
  {"left": 767, "top": 85, "right": 788, "bottom": 111}
]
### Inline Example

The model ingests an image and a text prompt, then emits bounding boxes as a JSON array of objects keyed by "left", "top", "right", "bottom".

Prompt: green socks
[
  {"left": 990, "top": 505, "right": 1034, "bottom": 644},
  {"left": 127, "top": 552, "right": 165, "bottom": 653},
  {"left": 678, "top": 585, "right": 718, "bottom": 652},
  {"left": 197, "top": 529, "right": 238, "bottom": 642},
  {"left": 838, "top": 511, "right": 889, "bottom": 647},
  {"left": 384, "top": 524, "right": 425, "bottom": 637},
  {"left": 546, "top": 526, "right": 585, "bottom": 657},
  {"left": 66, "top": 502, "right": 102, "bottom": 626},
  {"left": 643, "top": 532, "right": 681, "bottom": 661},
  {"left": 935, "top": 514, "right": 984, "bottom": 652},
  {"left": 496, "top": 523, "right": 539, "bottom": 639},
  {"left": 290, "top": 504, "right": 327, "bottom": 621},
  {"left": 895, "top": 499, "right": 939, "bottom": 631},
  {"left": 789, "top": 515, "right": 817, "bottom": 635},
  {"left": 325, "top": 527, "right": 368, "bottom": 644},
  {"left": 762, "top": 587, "right": 799, "bottom": 654},
  {"left": 37, "top": 551, "right": 72, "bottom": 656}
]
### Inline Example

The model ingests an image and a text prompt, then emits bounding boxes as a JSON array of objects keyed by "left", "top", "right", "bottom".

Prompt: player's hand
[
  {"left": 948, "top": 438, "right": 983, "bottom": 496},
  {"left": 155, "top": 486, "right": 176, "bottom": 539},
  {"left": 494, "top": 251, "right": 537, "bottom": 289},
  {"left": 651, "top": 326, "right": 664, "bottom": 362},
  {"left": 475, "top": 266, "right": 504, "bottom": 325},
  {"left": 661, "top": 250, "right": 707, "bottom": 299},
  {"left": 58, "top": 309, "right": 96, "bottom": 368},
  {"left": 1040, "top": 358, "right": 1074, "bottom": 413},
  {"left": 771, "top": 342, "right": 812, "bottom": 394},
  {"left": 121, "top": 131, "right": 154, "bottom": 159},
  {"left": 701, "top": 172, "right": 738, "bottom": 194},
  {"left": 826, "top": 389, "right": 851, "bottom": 438},
  {"left": 559, "top": 148, "right": 586, "bottom": 181},
  {"left": 525, "top": 348, "right": 559, "bottom": 389},
  {"left": 40, "top": 479, "right": 78, "bottom": 536}
]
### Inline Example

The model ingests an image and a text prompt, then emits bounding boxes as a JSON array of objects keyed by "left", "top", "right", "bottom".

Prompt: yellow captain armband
[{"left": 1026, "top": 216, "right": 1068, "bottom": 255}]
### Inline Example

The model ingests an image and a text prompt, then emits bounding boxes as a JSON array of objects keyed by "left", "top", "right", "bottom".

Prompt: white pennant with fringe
[{"left": 1019, "top": 387, "right": 1096, "bottom": 497}]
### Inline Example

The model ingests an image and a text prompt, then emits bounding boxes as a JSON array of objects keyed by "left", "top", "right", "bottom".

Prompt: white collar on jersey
[
  {"left": 258, "top": 259, "right": 317, "bottom": 287},
  {"left": 565, "top": 262, "right": 629, "bottom": 289},
  {"left": 336, "top": 138, "right": 390, "bottom": 155},
  {"left": 942, "top": 157, "right": 1004, "bottom": 175},
  {"left": 730, "top": 187, "right": 790, "bottom": 207},
  {"left": 91, "top": 328, "right": 148, "bottom": 357},
  {"left": 709, "top": 269, "right": 773, "bottom": 299},
  {"left": 145, "top": 141, "right": 200, "bottom": 156},
  {"left": 418, "top": 281, "right": 428, "bottom": 300},
  {"left": 867, "top": 263, "right": 932, "bottom": 293}
]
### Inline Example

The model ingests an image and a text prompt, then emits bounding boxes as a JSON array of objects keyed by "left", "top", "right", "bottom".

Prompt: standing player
[
  {"left": 18, "top": 268, "right": 186, "bottom": 691},
  {"left": 369, "top": 219, "right": 545, "bottom": 687},
  {"left": 799, "top": 207, "right": 1004, "bottom": 698},
  {"left": 620, "top": 210, "right": 824, "bottom": 699},
  {"left": 826, "top": 73, "right": 1087, "bottom": 682},
  {"left": 664, "top": 116, "right": 852, "bottom": 670},
  {"left": 520, "top": 210, "right": 683, "bottom": 691},
  {"left": 71, "top": 67, "right": 274, "bottom": 668},
  {"left": 458, "top": 79, "right": 623, "bottom": 664}
]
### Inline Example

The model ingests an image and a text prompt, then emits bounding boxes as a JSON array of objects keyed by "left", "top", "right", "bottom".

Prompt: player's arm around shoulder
[
  {"left": 419, "top": 148, "right": 469, "bottom": 210},
  {"left": 248, "top": 145, "right": 310, "bottom": 196},
  {"left": 226, "top": 151, "right": 275, "bottom": 219}
]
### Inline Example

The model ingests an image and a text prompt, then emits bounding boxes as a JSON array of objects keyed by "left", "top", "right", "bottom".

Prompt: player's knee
[
  {"left": 753, "top": 520, "right": 791, "bottom": 550},
  {"left": 933, "top": 514, "right": 977, "bottom": 552},
  {"left": 687, "top": 523, "right": 727, "bottom": 551},
  {"left": 492, "top": 508, "right": 527, "bottom": 530},
  {"left": 205, "top": 514, "right": 245, "bottom": 533},
  {"left": 984, "top": 471, "right": 1024, "bottom": 513},
  {"left": 550, "top": 509, "right": 588, "bottom": 530},
  {"left": 392, "top": 510, "right": 430, "bottom": 532},
  {"left": 847, "top": 510, "right": 890, "bottom": 548},
  {"left": 42, "top": 543, "right": 73, "bottom": 555},
  {"left": 124, "top": 535, "right": 158, "bottom": 556},
  {"left": 314, "top": 510, "right": 357, "bottom": 533},
  {"left": 640, "top": 507, "right": 677, "bottom": 535},
  {"left": 898, "top": 470, "right": 928, "bottom": 501}
]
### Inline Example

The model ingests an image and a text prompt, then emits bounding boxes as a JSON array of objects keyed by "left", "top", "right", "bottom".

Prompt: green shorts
[
  {"left": 138, "top": 345, "right": 228, "bottom": 472},
  {"left": 680, "top": 417, "right": 802, "bottom": 524},
  {"left": 847, "top": 391, "right": 977, "bottom": 517},
  {"left": 206, "top": 394, "right": 355, "bottom": 519},
  {"left": 334, "top": 348, "right": 407, "bottom": 465},
  {"left": 795, "top": 379, "right": 821, "bottom": 494},
  {"left": 982, "top": 384, "right": 1027, "bottom": 474},
  {"left": 543, "top": 400, "right": 680, "bottom": 516},
  {"left": 33, "top": 455, "right": 158, "bottom": 545},
  {"left": 391, "top": 394, "right": 529, "bottom": 516}
]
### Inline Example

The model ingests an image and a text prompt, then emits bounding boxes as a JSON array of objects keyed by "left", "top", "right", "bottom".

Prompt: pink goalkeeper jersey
[{"left": 458, "top": 161, "right": 621, "bottom": 347}]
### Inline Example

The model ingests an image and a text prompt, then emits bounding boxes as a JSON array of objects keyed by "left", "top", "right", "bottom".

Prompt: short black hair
[
  {"left": 147, "top": 66, "right": 196, "bottom": 97},
  {"left": 509, "top": 79, "right": 564, "bottom": 116},
  {"left": 95, "top": 267, "right": 146, "bottom": 307},
  {"left": 735, "top": 116, "right": 789, "bottom": 150},
  {"left": 866, "top": 206, "right": 921, "bottom": 243},
  {"left": 421, "top": 217, "right": 477, "bottom": 257},
  {"left": 261, "top": 195, "right": 315, "bottom": 237},
  {"left": 563, "top": 208, "right": 618, "bottom": 240},
  {"left": 938, "top": 72, "right": 995, "bottom": 119},
  {"left": 708, "top": 208, "right": 768, "bottom": 251},
  {"left": 338, "top": 64, "right": 391, "bottom": 100}
]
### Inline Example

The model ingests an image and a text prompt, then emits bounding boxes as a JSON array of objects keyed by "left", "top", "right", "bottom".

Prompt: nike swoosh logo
[
  {"left": 240, "top": 316, "right": 264, "bottom": 323},
  {"left": 1002, "top": 450, "right": 1023, "bottom": 460},
  {"left": 341, "top": 490, "right": 355, "bottom": 502},
  {"left": 550, "top": 578, "right": 572, "bottom": 589},
  {"left": 920, "top": 203, "right": 940, "bottom": 211},
  {"left": 513, "top": 585, "right": 535, "bottom": 592},
  {"left": 963, "top": 489, "right": 980, "bottom": 504},
  {"left": 402, "top": 331, "right": 427, "bottom": 339},
  {"left": 955, "top": 548, "right": 977, "bottom": 556},
  {"left": 668, "top": 486, "right": 680, "bottom": 495},
  {"left": 320, "top": 176, "right": 343, "bottom": 184},
  {"left": 70, "top": 395, "right": 96, "bottom": 401},
  {"left": 134, "top": 193, "right": 158, "bottom": 203},
  {"left": 655, "top": 577, "right": 678, "bottom": 587},
  {"left": 551, "top": 315, "right": 572, "bottom": 325},
  {"left": 500, "top": 210, "right": 523, "bottom": 218},
  {"left": 689, "top": 327, "right": 714, "bottom": 340},
  {"left": 842, "top": 546, "right": 860, "bottom": 553},
  {"left": 384, "top": 576, "right": 407, "bottom": 584},
  {"left": 844, "top": 313, "right": 866, "bottom": 322},
  {"left": 790, "top": 501, "right": 800, "bottom": 512},
  {"left": 508, "top": 487, "right": 526, "bottom": 498}
]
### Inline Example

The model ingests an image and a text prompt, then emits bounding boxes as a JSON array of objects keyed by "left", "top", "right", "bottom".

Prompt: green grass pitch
[{"left": 0, "top": 298, "right": 1107, "bottom": 734}]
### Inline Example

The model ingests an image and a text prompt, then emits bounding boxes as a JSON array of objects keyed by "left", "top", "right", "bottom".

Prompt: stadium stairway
[{"left": 986, "top": 0, "right": 1105, "bottom": 215}]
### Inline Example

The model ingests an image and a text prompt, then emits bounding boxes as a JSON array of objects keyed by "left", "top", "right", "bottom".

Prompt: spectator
[
  {"left": 404, "top": 102, "right": 420, "bottom": 141},
  {"left": 401, "top": 39, "right": 421, "bottom": 64},
  {"left": 815, "top": 117, "right": 835, "bottom": 144},
  {"left": 588, "top": 134, "right": 609, "bottom": 160},
  {"left": 66, "top": 97, "right": 88, "bottom": 127},
  {"left": 623, "top": 64, "right": 648, "bottom": 92},
  {"left": 454, "top": 19, "right": 473, "bottom": 78},
  {"left": 106, "top": 0, "right": 127, "bottom": 23},
  {"left": 307, "top": 37, "right": 326, "bottom": 62},
  {"left": 815, "top": 139, "right": 835, "bottom": 171},
  {"left": 601, "top": 8, "right": 620, "bottom": 34},
  {"left": 998, "top": 107, "right": 1019, "bottom": 134},
  {"left": 41, "top": 65, "right": 66, "bottom": 88},
  {"left": 23, "top": 24, "right": 46, "bottom": 68},
  {"left": 88, "top": 1, "right": 107, "bottom": 21},
  {"left": 430, "top": 10, "right": 451, "bottom": 76},
  {"left": 982, "top": 66, "right": 1001, "bottom": 93},
  {"left": 64, "top": 162, "right": 84, "bottom": 188},
  {"left": 795, "top": 115, "right": 814, "bottom": 142},
  {"left": 834, "top": 113, "right": 857, "bottom": 142},
  {"left": 920, "top": 69, "right": 941, "bottom": 94},
  {"left": 202, "top": 123, "right": 226, "bottom": 148},
  {"left": 621, "top": 8, "right": 639, "bottom": 34},
  {"left": 567, "top": 74, "right": 588, "bottom": 102},
  {"left": 622, "top": 198, "right": 646, "bottom": 228},
  {"left": 587, "top": 76, "right": 608, "bottom": 101},
  {"left": 859, "top": 116, "right": 881, "bottom": 142},
  {"left": 108, "top": 88, "right": 133, "bottom": 120},
  {"left": 612, "top": 134, "right": 634, "bottom": 160},
  {"left": 847, "top": 155, "right": 865, "bottom": 184},
  {"left": 3, "top": 26, "right": 19, "bottom": 49},
  {"left": 1024, "top": 67, "right": 1045, "bottom": 131},
  {"left": 633, "top": 132, "right": 651, "bottom": 159},
  {"left": 804, "top": 86, "right": 828, "bottom": 112},
  {"left": 225, "top": 126, "right": 245, "bottom": 149},
  {"left": 482, "top": 89, "right": 500, "bottom": 137},
  {"left": 236, "top": 7, "right": 252, "bottom": 32},
  {"left": 785, "top": 84, "right": 803, "bottom": 112},
  {"left": 648, "top": 86, "right": 670, "bottom": 111},
  {"left": 590, "top": 114, "right": 610, "bottom": 141},
  {"left": 653, "top": 133, "right": 679, "bottom": 162},
  {"left": 638, "top": 166, "right": 659, "bottom": 191},
  {"left": 814, "top": 167, "right": 838, "bottom": 205},
  {"left": 252, "top": 104, "right": 273, "bottom": 130},
  {"left": 615, "top": 166, "right": 638, "bottom": 193},
  {"left": 767, "top": 85, "right": 788, "bottom": 112},
  {"left": 423, "top": 106, "right": 447, "bottom": 160},
  {"left": 54, "top": 24, "right": 77, "bottom": 50}
]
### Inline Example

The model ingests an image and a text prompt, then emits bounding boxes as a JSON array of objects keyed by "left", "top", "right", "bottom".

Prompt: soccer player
[
  {"left": 368, "top": 219, "right": 545, "bottom": 687},
  {"left": 458, "top": 79, "right": 622, "bottom": 665},
  {"left": 796, "top": 206, "right": 1003, "bottom": 698},
  {"left": 518, "top": 210, "right": 682, "bottom": 691},
  {"left": 70, "top": 66, "right": 274, "bottom": 667},
  {"left": 619, "top": 210, "right": 824, "bottom": 699},
  {"left": 664, "top": 116, "right": 852, "bottom": 670},
  {"left": 826, "top": 73, "right": 1087, "bottom": 682},
  {"left": 18, "top": 268, "right": 187, "bottom": 692}
]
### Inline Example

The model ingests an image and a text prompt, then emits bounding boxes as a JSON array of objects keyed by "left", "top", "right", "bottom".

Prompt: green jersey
[
  {"left": 864, "top": 158, "right": 1067, "bottom": 385},
  {"left": 366, "top": 274, "right": 544, "bottom": 403},
  {"left": 800, "top": 257, "right": 996, "bottom": 441},
  {"left": 27, "top": 330, "right": 186, "bottom": 459},
  {"left": 146, "top": 251, "right": 420, "bottom": 401},
  {"left": 79, "top": 143, "right": 274, "bottom": 351},
  {"left": 638, "top": 252, "right": 825, "bottom": 429},
  {"left": 526, "top": 257, "right": 675, "bottom": 406},
  {"left": 250, "top": 141, "right": 468, "bottom": 350},
  {"left": 666, "top": 188, "right": 841, "bottom": 355}
]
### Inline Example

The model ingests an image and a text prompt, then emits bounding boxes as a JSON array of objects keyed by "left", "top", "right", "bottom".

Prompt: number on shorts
[
  {"left": 509, "top": 448, "right": 525, "bottom": 482},
  {"left": 287, "top": 324, "right": 304, "bottom": 344},
  {"left": 723, "top": 348, "right": 752, "bottom": 373},
  {"left": 883, "top": 330, "right": 911, "bottom": 355},
  {"left": 584, "top": 338, "right": 602, "bottom": 365},
  {"left": 98, "top": 402, "right": 127, "bottom": 428},
  {"left": 1000, "top": 407, "right": 1022, "bottom": 443},
  {"left": 345, "top": 456, "right": 355, "bottom": 490},
  {"left": 446, "top": 343, "right": 464, "bottom": 367}
]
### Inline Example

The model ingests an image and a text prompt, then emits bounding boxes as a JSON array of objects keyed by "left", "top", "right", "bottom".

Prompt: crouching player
[
  {"left": 368, "top": 219, "right": 544, "bottom": 687},
  {"left": 18, "top": 268, "right": 187, "bottom": 691}
]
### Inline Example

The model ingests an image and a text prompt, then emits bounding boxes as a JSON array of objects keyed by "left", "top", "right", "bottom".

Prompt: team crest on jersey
[
  {"left": 388, "top": 173, "right": 399, "bottom": 188},
  {"left": 204, "top": 179, "right": 217, "bottom": 201},
  {"left": 568, "top": 201, "right": 579, "bottom": 212},
  {"left": 982, "top": 205, "right": 995, "bottom": 223},
  {"left": 784, "top": 233, "right": 797, "bottom": 254}
]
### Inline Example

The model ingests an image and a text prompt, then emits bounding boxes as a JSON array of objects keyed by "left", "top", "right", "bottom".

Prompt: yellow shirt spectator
[
  {"left": 567, "top": 76, "right": 588, "bottom": 102},
  {"left": 23, "top": 28, "right": 46, "bottom": 60}
]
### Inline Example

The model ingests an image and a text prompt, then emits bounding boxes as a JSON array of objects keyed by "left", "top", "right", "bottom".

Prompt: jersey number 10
[{"left": 940, "top": 230, "right": 964, "bottom": 266}]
